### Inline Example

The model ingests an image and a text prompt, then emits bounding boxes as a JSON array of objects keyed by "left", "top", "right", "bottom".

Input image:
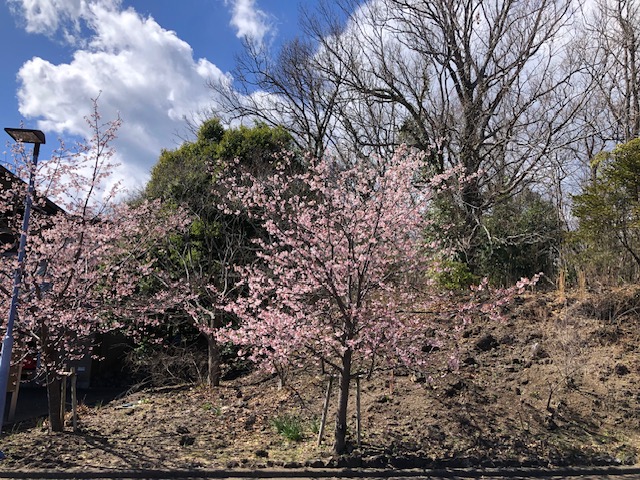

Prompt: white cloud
[
  {"left": 226, "top": 0, "right": 272, "bottom": 43},
  {"left": 12, "top": 0, "right": 230, "bottom": 194},
  {"left": 7, "top": 0, "right": 116, "bottom": 45}
]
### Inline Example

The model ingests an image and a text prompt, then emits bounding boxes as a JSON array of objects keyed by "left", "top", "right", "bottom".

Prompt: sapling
[{"left": 221, "top": 147, "right": 538, "bottom": 453}]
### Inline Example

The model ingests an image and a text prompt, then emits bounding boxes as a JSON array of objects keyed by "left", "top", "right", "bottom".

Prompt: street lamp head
[{"left": 4, "top": 128, "right": 45, "bottom": 145}]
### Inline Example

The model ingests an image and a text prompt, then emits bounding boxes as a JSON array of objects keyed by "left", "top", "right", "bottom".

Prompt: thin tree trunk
[
  {"left": 46, "top": 375, "right": 64, "bottom": 432},
  {"left": 207, "top": 333, "right": 221, "bottom": 387},
  {"left": 356, "top": 375, "right": 361, "bottom": 448},
  {"left": 42, "top": 325, "right": 64, "bottom": 432},
  {"left": 71, "top": 367, "right": 78, "bottom": 432},
  {"left": 334, "top": 348, "right": 352, "bottom": 454}
]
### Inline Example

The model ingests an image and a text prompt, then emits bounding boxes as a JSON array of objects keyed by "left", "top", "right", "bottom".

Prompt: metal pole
[{"left": 0, "top": 143, "right": 40, "bottom": 438}]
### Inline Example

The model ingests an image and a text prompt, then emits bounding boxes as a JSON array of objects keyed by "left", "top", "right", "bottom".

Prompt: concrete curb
[{"left": 0, "top": 466, "right": 640, "bottom": 479}]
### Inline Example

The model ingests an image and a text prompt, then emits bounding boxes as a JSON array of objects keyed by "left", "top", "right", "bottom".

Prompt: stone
[
  {"left": 244, "top": 414, "right": 256, "bottom": 429},
  {"left": 476, "top": 334, "right": 499, "bottom": 351},
  {"left": 615, "top": 363, "right": 630, "bottom": 376},
  {"left": 255, "top": 449, "right": 269, "bottom": 458},
  {"left": 176, "top": 425, "right": 190, "bottom": 434}
]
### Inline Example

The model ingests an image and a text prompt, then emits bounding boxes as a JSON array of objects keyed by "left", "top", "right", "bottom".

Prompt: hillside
[{"left": 2, "top": 287, "right": 640, "bottom": 472}]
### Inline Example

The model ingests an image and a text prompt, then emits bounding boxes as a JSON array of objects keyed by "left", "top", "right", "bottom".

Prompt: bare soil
[{"left": 2, "top": 288, "right": 640, "bottom": 473}]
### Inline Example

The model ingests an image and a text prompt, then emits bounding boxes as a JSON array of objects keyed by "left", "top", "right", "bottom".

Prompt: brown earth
[{"left": 2, "top": 287, "right": 640, "bottom": 473}]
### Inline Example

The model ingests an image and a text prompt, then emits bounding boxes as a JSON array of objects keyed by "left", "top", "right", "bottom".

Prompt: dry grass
[{"left": 2, "top": 288, "right": 640, "bottom": 472}]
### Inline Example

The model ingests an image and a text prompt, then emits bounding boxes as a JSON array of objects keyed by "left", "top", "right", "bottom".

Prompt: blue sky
[{"left": 0, "top": 0, "right": 318, "bottom": 194}]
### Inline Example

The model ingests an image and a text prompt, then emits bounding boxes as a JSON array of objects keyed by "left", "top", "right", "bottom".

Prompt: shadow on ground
[{"left": 4, "top": 386, "right": 127, "bottom": 429}]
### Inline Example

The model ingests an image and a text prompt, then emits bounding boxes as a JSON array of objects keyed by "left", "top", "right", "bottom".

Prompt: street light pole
[{"left": 0, "top": 128, "right": 45, "bottom": 443}]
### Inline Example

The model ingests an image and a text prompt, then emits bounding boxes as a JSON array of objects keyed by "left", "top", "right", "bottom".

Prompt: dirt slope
[{"left": 2, "top": 288, "right": 640, "bottom": 472}]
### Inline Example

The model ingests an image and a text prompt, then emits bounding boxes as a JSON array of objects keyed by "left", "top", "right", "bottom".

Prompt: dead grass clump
[{"left": 570, "top": 286, "right": 640, "bottom": 323}]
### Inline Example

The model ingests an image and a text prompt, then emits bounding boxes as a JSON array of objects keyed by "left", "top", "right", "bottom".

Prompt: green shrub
[
  {"left": 271, "top": 414, "right": 304, "bottom": 441},
  {"left": 572, "top": 139, "right": 640, "bottom": 283},
  {"left": 309, "top": 416, "right": 321, "bottom": 435},
  {"left": 433, "top": 259, "right": 479, "bottom": 290},
  {"left": 425, "top": 187, "right": 563, "bottom": 286}
]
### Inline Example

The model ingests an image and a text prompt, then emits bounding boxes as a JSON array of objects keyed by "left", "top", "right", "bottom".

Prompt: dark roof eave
[{"left": 0, "top": 164, "right": 64, "bottom": 216}]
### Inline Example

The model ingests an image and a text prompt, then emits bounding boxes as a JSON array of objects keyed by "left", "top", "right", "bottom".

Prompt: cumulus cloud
[
  {"left": 7, "top": 0, "right": 116, "bottom": 45},
  {"left": 226, "top": 0, "right": 273, "bottom": 43},
  {"left": 11, "top": 0, "right": 230, "bottom": 193}
]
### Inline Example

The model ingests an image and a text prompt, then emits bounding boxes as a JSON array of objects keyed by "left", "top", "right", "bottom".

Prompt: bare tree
[
  {"left": 210, "top": 37, "right": 342, "bottom": 159},
  {"left": 210, "top": 0, "right": 592, "bottom": 269},
  {"left": 584, "top": 0, "right": 640, "bottom": 148},
  {"left": 210, "top": 2, "right": 412, "bottom": 164},
  {"left": 308, "top": 0, "right": 587, "bottom": 260}
]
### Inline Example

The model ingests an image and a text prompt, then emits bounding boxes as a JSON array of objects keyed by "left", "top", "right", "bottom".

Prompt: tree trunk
[
  {"left": 42, "top": 324, "right": 64, "bottom": 432},
  {"left": 207, "top": 333, "right": 221, "bottom": 387},
  {"left": 459, "top": 172, "right": 485, "bottom": 273},
  {"left": 46, "top": 375, "right": 64, "bottom": 432},
  {"left": 334, "top": 348, "right": 352, "bottom": 454}
]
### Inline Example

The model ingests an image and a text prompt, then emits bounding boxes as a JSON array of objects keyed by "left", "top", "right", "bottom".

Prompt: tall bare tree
[
  {"left": 211, "top": 0, "right": 588, "bottom": 268},
  {"left": 210, "top": 38, "right": 342, "bottom": 159},
  {"left": 584, "top": 0, "right": 640, "bottom": 148},
  {"left": 210, "top": 2, "right": 411, "bottom": 163},
  {"left": 307, "top": 0, "right": 586, "bottom": 265}
]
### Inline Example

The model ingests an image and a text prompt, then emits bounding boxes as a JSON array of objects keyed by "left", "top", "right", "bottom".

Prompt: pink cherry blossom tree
[
  {"left": 222, "top": 147, "right": 539, "bottom": 454},
  {"left": 221, "top": 147, "right": 440, "bottom": 453},
  {"left": 0, "top": 101, "right": 189, "bottom": 432}
]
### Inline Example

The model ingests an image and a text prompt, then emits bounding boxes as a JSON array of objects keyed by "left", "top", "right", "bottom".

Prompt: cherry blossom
[{"left": 0, "top": 101, "right": 188, "bottom": 432}]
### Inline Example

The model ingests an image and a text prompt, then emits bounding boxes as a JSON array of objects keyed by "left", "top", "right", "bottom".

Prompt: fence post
[
  {"left": 71, "top": 367, "right": 78, "bottom": 432},
  {"left": 317, "top": 376, "right": 333, "bottom": 446}
]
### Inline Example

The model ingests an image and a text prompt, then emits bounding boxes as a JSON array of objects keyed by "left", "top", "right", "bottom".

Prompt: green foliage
[
  {"left": 144, "top": 119, "right": 297, "bottom": 281},
  {"left": 197, "top": 118, "right": 225, "bottom": 144},
  {"left": 143, "top": 118, "right": 298, "bottom": 385},
  {"left": 572, "top": 139, "right": 640, "bottom": 282},
  {"left": 271, "top": 414, "right": 304, "bottom": 441},
  {"left": 146, "top": 147, "right": 212, "bottom": 204},
  {"left": 201, "top": 402, "right": 221, "bottom": 414},
  {"left": 145, "top": 119, "right": 295, "bottom": 205},
  {"left": 216, "top": 122, "right": 293, "bottom": 169},
  {"left": 433, "top": 259, "right": 479, "bottom": 291},
  {"left": 477, "top": 189, "right": 563, "bottom": 285},
  {"left": 426, "top": 187, "right": 562, "bottom": 285},
  {"left": 309, "top": 416, "right": 321, "bottom": 435}
]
